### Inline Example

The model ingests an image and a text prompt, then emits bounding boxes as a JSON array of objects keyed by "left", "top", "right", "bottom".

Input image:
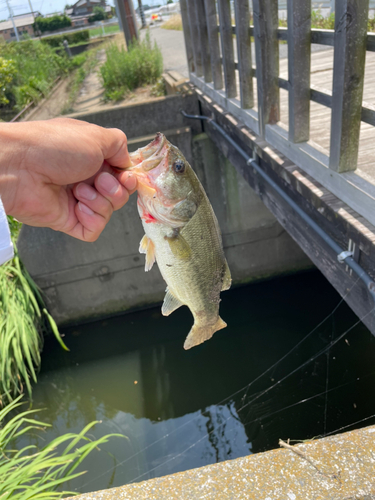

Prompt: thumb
[{"left": 98, "top": 127, "right": 132, "bottom": 169}]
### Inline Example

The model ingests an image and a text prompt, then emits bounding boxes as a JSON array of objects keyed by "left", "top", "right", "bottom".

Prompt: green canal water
[{"left": 21, "top": 271, "right": 375, "bottom": 494}]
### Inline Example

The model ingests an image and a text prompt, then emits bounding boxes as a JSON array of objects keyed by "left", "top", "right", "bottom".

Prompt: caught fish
[{"left": 126, "top": 133, "right": 231, "bottom": 349}]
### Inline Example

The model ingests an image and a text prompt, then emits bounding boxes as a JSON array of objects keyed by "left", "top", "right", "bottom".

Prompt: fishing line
[
  {"left": 125, "top": 307, "right": 375, "bottom": 485},
  {"left": 322, "top": 413, "right": 375, "bottom": 438},
  {"left": 77, "top": 276, "right": 368, "bottom": 491}
]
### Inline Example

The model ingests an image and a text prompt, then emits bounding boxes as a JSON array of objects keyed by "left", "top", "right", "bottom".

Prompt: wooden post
[
  {"left": 186, "top": 0, "right": 203, "bottom": 77},
  {"left": 287, "top": 0, "right": 311, "bottom": 143},
  {"left": 180, "top": 0, "right": 195, "bottom": 73},
  {"left": 329, "top": 0, "right": 369, "bottom": 173},
  {"left": 234, "top": 0, "right": 254, "bottom": 108},
  {"left": 204, "top": 0, "right": 223, "bottom": 90},
  {"left": 194, "top": 0, "right": 212, "bottom": 83},
  {"left": 217, "top": 0, "right": 236, "bottom": 98},
  {"left": 253, "top": 0, "right": 279, "bottom": 137}
]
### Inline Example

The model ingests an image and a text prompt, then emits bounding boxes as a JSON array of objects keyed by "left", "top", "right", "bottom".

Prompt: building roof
[
  {"left": 0, "top": 13, "right": 37, "bottom": 31},
  {"left": 73, "top": 0, "right": 103, "bottom": 7}
]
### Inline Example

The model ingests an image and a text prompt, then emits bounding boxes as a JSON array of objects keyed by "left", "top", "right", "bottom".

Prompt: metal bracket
[{"left": 337, "top": 250, "right": 354, "bottom": 263}]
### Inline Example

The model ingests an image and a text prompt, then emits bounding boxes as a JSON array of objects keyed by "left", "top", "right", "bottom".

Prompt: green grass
[
  {"left": 0, "top": 396, "right": 126, "bottom": 499},
  {"left": 100, "top": 32, "right": 163, "bottom": 101},
  {"left": 61, "top": 47, "right": 101, "bottom": 114},
  {"left": 89, "top": 24, "right": 120, "bottom": 38}
]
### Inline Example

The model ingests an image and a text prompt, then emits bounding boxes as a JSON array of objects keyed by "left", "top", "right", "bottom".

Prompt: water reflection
[{"left": 16, "top": 271, "right": 375, "bottom": 493}]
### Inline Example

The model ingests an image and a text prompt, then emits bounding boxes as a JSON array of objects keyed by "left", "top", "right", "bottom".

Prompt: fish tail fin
[{"left": 183, "top": 317, "right": 227, "bottom": 350}]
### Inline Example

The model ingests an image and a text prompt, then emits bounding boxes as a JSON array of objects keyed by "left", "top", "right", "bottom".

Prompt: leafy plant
[
  {"left": 42, "top": 30, "right": 90, "bottom": 48},
  {"left": 0, "top": 58, "right": 16, "bottom": 105},
  {"left": 34, "top": 15, "right": 72, "bottom": 34},
  {"left": 100, "top": 32, "right": 163, "bottom": 101},
  {"left": 0, "top": 239, "right": 67, "bottom": 406},
  {"left": 0, "top": 396, "right": 125, "bottom": 499}
]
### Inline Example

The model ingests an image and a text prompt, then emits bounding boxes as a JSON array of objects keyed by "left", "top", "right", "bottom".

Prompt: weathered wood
[
  {"left": 217, "top": 0, "right": 236, "bottom": 98},
  {"left": 287, "top": 0, "right": 311, "bottom": 143},
  {"left": 186, "top": 0, "right": 203, "bottom": 77},
  {"left": 179, "top": 0, "right": 195, "bottom": 73},
  {"left": 194, "top": 0, "right": 212, "bottom": 83},
  {"left": 234, "top": 0, "right": 253, "bottom": 109},
  {"left": 204, "top": 0, "right": 223, "bottom": 89},
  {"left": 252, "top": 0, "right": 280, "bottom": 137},
  {"left": 329, "top": 0, "right": 369, "bottom": 173},
  {"left": 197, "top": 94, "right": 375, "bottom": 336}
]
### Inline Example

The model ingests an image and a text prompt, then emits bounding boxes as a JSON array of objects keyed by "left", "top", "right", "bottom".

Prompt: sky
[{"left": 0, "top": 0, "right": 168, "bottom": 19}]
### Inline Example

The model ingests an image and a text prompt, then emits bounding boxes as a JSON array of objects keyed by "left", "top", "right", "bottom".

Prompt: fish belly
[{"left": 142, "top": 196, "right": 230, "bottom": 348}]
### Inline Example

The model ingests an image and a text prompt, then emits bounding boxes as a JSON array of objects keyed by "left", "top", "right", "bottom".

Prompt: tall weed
[
  {"left": 0, "top": 235, "right": 67, "bottom": 406},
  {"left": 100, "top": 33, "right": 163, "bottom": 101},
  {"left": 0, "top": 396, "right": 126, "bottom": 499}
]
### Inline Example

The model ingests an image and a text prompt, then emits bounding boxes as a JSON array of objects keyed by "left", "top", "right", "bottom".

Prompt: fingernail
[
  {"left": 78, "top": 202, "right": 94, "bottom": 215},
  {"left": 98, "top": 172, "right": 119, "bottom": 195},
  {"left": 76, "top": 183, "right": 97, "bottom": 201},
  {"left": 124, "top": 174, "right": 137, "bottom": 191}
]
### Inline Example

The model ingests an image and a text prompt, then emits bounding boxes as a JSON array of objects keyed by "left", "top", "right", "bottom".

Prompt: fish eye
[{"left": 173, "top": 160, "right": 185, "bottom": 174}]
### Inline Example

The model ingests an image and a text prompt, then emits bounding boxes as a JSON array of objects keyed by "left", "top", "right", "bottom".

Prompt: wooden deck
[
  {"left": 244, "top": 47, "right": 375, "bottom": 185},
  {"left": 279, "top": 48, "right": 375, "bottom": 184}
]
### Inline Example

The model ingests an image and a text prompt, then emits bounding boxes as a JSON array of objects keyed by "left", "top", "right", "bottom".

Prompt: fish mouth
[
  {"left": 125, "top": 133, "right": 167, "bottom": 197},
  {"left": 128, "top": 132, "right": 166, "bottom": 168}
]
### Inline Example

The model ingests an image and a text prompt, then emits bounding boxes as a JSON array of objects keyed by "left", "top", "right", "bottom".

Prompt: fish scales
[{"left": 126, "top": 133, "right": 231, "bottom": 349}]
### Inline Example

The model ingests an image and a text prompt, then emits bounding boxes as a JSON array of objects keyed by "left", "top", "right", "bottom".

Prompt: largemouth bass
[{"left": 127, "top": 133, "right": 231, "bottom": 349}]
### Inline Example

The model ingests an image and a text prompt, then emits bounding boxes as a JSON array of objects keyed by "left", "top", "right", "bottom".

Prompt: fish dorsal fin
[
  {"left": 139, "top": 234, "right": 156, "bottom": 272},
  {"left": 164, "top": 232, "right": 191, "bottom": 260},
  {"left": 222, "top": 260, "right": 232, "bottom": 291},
  {"left": 162, "top": 288, "right": 183, "bottom": 316}
]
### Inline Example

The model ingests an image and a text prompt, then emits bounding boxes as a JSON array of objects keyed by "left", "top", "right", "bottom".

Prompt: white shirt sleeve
[{"left": 0, "top": 198, "right": 14, "bottom": 265}]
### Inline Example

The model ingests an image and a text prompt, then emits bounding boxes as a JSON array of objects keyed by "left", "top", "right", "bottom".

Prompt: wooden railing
[{"left": 180, "top": 0, "right": 375, "bottom": 227}]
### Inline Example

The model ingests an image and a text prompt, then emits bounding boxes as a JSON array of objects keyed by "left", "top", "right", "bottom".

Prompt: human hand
[{"left": 0, "top": 117, "right": 137, "bottom": 242}]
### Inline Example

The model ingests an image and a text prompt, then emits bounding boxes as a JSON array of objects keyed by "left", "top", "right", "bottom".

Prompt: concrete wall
[{"left": 18, "top": 95, "right": 312, "bottom": 325}]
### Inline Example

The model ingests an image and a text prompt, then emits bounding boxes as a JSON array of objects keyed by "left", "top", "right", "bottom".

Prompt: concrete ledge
[{"left": 69, "top": 425, "right": 375, "bottom": 500}]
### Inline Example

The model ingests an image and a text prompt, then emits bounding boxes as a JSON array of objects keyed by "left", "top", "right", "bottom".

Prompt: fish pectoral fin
[
  {"left": 165, "top": 232, "right": 191, "bottom": 260},
  {"left": 221, "top": 260, "right": 232, "bottom": 291},
  {"left": 183, "top": 316, "right": 227, "bottom": 350},
  {"left": 162, "top": 289, "right": 183, "bottom": 316},
  {"left": 139, "top": 234, "right": 149, "bottom": 254},
  {"left": 139, "top": 235, "right": 156, "bottom": 272}
]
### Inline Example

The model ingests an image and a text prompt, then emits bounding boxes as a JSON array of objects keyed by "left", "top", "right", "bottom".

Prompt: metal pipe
[{"left": 180, "top": 110, "right": 375, "bottom": 302}]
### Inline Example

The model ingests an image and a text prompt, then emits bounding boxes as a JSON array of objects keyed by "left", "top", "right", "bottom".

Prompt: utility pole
[
  {"left": 5, "top": 0, "right": 19, "bottom": 42},
  {"left": 116, "top": 0, "right": 138, "bottom": 47},
  {"left": 138, "top": 0, "right": 146, "bottom": 29},
  {"left": 27, "top": 0, "right": 41, "bottom": 40}
]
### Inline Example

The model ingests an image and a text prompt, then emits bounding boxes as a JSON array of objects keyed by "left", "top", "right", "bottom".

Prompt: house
[
  {"left": 0, "top": 12, "right": 40, "bottom": 41},
  {"left": 69, "top": 0, "right": 107, "bottom": 17},
  {"left": 65, "top": 0, "right": 111, "bottom": 26}
]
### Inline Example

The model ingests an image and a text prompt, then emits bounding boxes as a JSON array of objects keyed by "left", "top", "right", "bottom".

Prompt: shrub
[
  {"left": 0, "top": 57, "right": 16, "bottom": 105},
  {"left": 100, "top": 32, "right": 163, "bottom": 101},
  {"left": 89, "top": 6, "right": 107, "bottom": 22},
  {"left": 42, "top": 29, "right": 90, "bottom": 48},
  {"left": 34, "top": 15, "right": 72, "bottom": 34},
  {"left": 1, "top": 39, "right": 70, "bottom": 109},
  {"left": 0, "top": 396, "right": 126, "bottom": 499}
]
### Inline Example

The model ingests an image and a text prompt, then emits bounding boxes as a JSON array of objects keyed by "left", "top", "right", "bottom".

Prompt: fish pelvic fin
[
  {"left": 222, "top": 260, "right": 232, "bottom": 291},
  {"left": 139, "top": 234, "right": 156, "bottom": 272},
  {"left": 183, "top": 316, "right": 227, "bottom": 350}
]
